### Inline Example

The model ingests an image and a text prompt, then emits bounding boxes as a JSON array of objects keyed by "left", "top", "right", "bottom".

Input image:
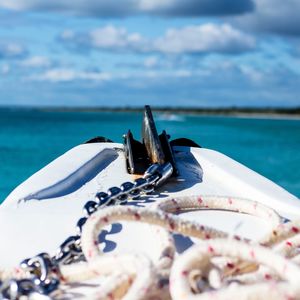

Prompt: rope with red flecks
[
  {"left": 76, "top": 195, "right": 298, "bottom": 300},
  {"left": 3, "top": 195, "right": 300, "bottom": 300}
]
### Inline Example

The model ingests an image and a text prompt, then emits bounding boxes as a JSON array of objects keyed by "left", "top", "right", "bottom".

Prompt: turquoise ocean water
[{"left": 0, "top": 108, "right": 299, "bottom": 202}]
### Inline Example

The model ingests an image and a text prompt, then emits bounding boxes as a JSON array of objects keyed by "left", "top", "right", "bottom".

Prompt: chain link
[{"left": 0, "top": 162, "right": 173, "bottom": 299}]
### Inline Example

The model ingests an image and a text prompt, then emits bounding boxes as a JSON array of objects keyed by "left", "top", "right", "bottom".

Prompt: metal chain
[{"left": 0, "top": 162, "right": 173, "bottom": 299}]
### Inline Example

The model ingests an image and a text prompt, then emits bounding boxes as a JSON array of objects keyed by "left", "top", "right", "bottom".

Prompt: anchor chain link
[{"left": 0, "top": 162, "right": 173, "bottom": 299}]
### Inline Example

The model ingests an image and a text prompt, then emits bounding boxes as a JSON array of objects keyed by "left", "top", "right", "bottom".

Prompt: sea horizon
[
  {"left": 0, "top": 108, "right": 299, "bottom": 202},
  {"left": 0, "top": 104, "right": 299, "bottom": 119}
]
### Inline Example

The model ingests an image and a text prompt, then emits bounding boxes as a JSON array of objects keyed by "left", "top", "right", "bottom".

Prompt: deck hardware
[{"left": 124, "top": 105, "right": 178, "bottom": 176}]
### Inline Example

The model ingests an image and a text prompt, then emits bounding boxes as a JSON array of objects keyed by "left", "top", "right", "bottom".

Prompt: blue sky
[{"left": 0, "top": 0, "right": 300, "bottom": 107}]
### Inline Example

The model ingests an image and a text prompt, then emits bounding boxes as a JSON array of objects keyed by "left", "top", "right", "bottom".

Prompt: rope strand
[{"left": 2, "top": 195, "right": 300, "bottom": 300}]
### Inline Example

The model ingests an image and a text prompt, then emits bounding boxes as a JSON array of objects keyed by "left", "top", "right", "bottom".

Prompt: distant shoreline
[{"left": 1, "top": 105, "right": 300, "bottom": 119}]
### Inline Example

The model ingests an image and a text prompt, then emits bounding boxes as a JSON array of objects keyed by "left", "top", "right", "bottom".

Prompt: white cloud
[
  {"left": 239, "top": 65, "right": 263, "bottom": 82},
  {"left": 1, "top": 63, "right": 10, "bottom": 74},
  {"left": 61, "top": 26, "right": 148, "bottom": 53},
  {"left": 138, "top": 0, "right": 174, "bottom": 11},
  {"left": 89, "top": 26, "right": 146, "bottom": 51},
  {"left": 5, "top": 55, "right": 299, "bottom": 107},
  {"left": 60, "top": 30, "right": 75, "bottom": 40},
  {"left": 0, "top": 0, "right": 254, "bottom": 17},
  {"left": 144, "top": 56, "right": 158, "bottom": 68},
  {"left": 154, "top": 23, "right": 255, "bottom": 54},
  {"left": 173, "top": 69, "right": 192, "bottom": 78},
  {"left": 0, "top": 42, "right": 26, "bottom": 59},
  {"left": 28, "top": 68, "right": 111, "bottom": 82},
  {"left": 235, "top": 0, "right": 300, "bottom": 35},
  {"left": 21, "top": 56, "right": 51, "bottom": 68},
  {"left": 61, "top": 23, "right": 255, "bottom": 55}
]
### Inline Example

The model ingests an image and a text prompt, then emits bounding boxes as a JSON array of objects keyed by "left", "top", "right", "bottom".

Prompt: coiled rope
[{"left": 2, "top": 195, "right": 300, "bottom": 300}]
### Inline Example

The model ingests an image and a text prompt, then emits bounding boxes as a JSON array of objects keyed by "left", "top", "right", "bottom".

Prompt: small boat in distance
[{"left": 157, "top": 113, "right": 185, "bottom": 122}]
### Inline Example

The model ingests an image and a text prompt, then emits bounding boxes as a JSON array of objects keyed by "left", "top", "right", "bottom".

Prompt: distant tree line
[{"left": 1, "top": 105, "right": 300, "bottom": 115}]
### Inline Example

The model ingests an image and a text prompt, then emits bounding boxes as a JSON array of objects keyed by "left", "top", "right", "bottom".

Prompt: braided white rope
[
  {"left": 67, "top": 253, "right": 156, "bottom": 300},
  {"left": 77, "top": 195, "right": 284, "bottom": 299},
  {"left": 169, "top": 239, "right": 300, "bottom": 300},
  {"left": 265, "top": 219, "right": 300, "bottom": 246},
  {"left": 81, "top": 195, "right": 282, "bottom": 262},
  {"left": 2, "top": 195, "right": 300, "bottom": 300},
  {"left": 232, "top": 221, "right": 300, "bottom": 284},
  {"left": 154, "top": 196, "right": 281, "bottom": 228},
  {"left": 153, "top": 195, "right": 282, "bottom": 243}
]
